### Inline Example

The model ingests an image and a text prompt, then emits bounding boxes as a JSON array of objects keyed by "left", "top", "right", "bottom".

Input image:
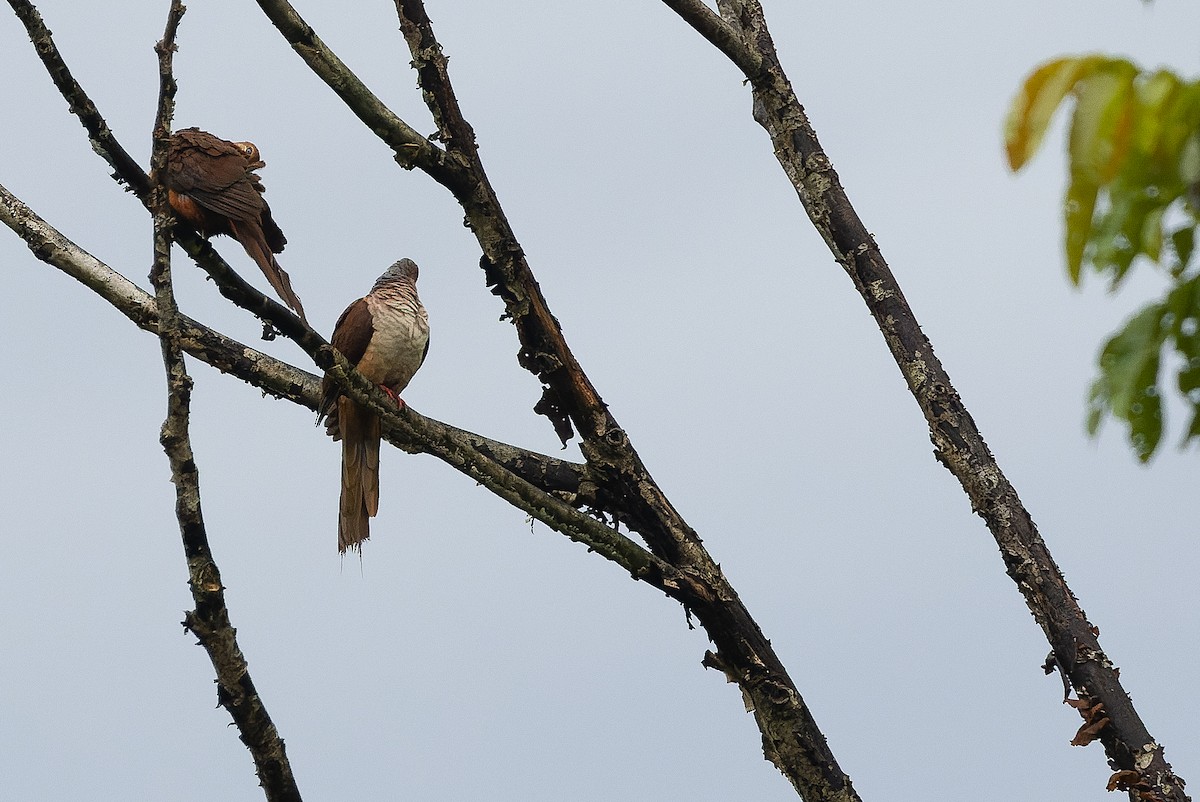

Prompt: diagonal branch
[
  {"left": 663, "top": 1, "right": 1191, "bottom": 801},
  {"left": 8, "top": 0, "right": 150, "bottom": 196},
  {"left": 257, "top": 0, "right": 695, "bottom": 562},
  {"left": 240, "top": 0, "right": 460, "bottom": 187},
  {"left": 253, "top": 3, "right": 865, "bottom": 800},
  {"left": 0, "top": 179, "right": 313, "bottom": 405},
  {"left": 0, "top": 180, "right": 617, "bottom": 548},
  {"left": 14, "top": 1, "right": 861, "bottom": 798},
  {"left": 174, "top": 210, "right": 682, "bottom": 587},
  {"left": 658, "top": 0, "right": 761, "bottom": 76},
  {"left": 7, "top": 0, "right": 684, "bottom": 778},
  {"left": 258, "top": 0, "right": 605, "bottom": 449},
  {"left": 387, "top": 0, "right": 717, "bottom": 558}
]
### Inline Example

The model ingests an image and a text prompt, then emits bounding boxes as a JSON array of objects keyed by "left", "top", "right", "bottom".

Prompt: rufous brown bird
[
  {"left": 318, "top": 259, "right": 430, "bottom": 553},
  {"left": 164, "top": 127, "right": 308, "bottom": 321}
]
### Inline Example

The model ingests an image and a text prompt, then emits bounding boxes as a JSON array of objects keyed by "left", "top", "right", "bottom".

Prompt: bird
[
  {"left": 164, "top": 127, "right": 308, "bottom": 322},
  {"left": 318, "top": 259, "right": 430, "bottom": 553}
]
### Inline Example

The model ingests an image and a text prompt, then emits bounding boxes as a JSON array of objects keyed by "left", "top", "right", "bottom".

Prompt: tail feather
[
  {"left": 337, "top": 399, "right": 381, "bottom": 553},
  {"left": 229, "top": 219, "right": 308, "bottom": 323}
]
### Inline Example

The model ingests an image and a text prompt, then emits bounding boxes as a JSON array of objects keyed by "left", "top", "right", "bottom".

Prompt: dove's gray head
[{"left": 375, "top": 258, "right": 419, "bottom": 289}]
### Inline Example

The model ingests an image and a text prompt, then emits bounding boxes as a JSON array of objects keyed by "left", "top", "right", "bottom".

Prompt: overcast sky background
[{"left": 2, "top": 1, "right": 1197, "bottom": 800}]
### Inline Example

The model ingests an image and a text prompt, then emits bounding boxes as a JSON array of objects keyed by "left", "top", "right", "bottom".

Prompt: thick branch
[
  {"left": 247, "top": 3, "right": 865, "bottom": 799},
  {"left": 389, "top": 0, "right": 603, "bottom": 442},
  {"left": 666, "top": 1, "right": 1190, "bottom": 800}
]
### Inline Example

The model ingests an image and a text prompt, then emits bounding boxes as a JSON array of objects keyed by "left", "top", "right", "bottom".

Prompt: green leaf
[
  {"left": 1160, "top": 84, "right": 1200, "bottom": 168},
  {"left": 1167, "top": 277, "right": 1200, "bottom": 446},
  {"left": 1172, "top": 225, "right": 1196, "bottom": 274},
  {"left": 1133, "top": 70, "right": 1182, "bottom": 160},
  {"left": 1180, "top": 135, "right": 1200, "bottom": 212},
  {"left": 1141, "top": 204, "right": 1165, "bottom": 262},
  {"left": 1006, "top": 56, "right": 1104, "bottom": 171},
  {"left": 1068, "top": 60, "right": 1138, "bottom": 186},
  {"left": 1088, "top": 185, "right": 1151, "bottom": 286},
  {"left": 1092, "top": 302, "right": 1168, "bottom": 460},
  {"left": 1009, "top": 58, "right": 1200, "bottom": 457},
  {"left": 1065, "top": 176, "right": 1099, "bottom": 283}
]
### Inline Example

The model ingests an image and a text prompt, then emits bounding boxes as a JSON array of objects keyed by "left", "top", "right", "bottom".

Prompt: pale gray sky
[{"left": 2, "top": 1, "right": 1197, "bottom": 800}]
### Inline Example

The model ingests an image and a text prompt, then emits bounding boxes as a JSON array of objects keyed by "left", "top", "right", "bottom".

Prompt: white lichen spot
[
  {"left": 906, "top": 357, "right": 929, "bottom": 387},
  {"left": 976, "top": 463, "right": 1001, "bottom": 491},
  {"left": 868, "top": 279, "right": 894, "bottom": 301},
  {"left": 803, "top": 171, "right": 832, "bottom": 197},
  {"left": 1134, "top": 744, "right": 1158, "bottom": 770}
]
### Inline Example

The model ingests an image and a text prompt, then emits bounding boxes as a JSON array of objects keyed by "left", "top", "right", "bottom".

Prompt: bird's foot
[{"left": 379, "top": 385, "right": 407, "bottom": 409}]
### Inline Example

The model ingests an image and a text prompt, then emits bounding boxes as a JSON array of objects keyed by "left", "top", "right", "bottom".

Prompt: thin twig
[
  {"left": 8, "top": 0, "right": 151, "bottom": 196},
  {"left": 147, "top": 5, "right": 301, "bottom": 800}
]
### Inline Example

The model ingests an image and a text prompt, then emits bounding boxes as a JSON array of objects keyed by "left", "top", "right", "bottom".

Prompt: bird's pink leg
[{"left": 378, "top": 385, "right": 407, "bottom": 409}]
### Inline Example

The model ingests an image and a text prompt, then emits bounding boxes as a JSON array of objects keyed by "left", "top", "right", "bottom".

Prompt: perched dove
[
  {"left": 318, "top": 259, "right": 430, "bottom": 553},
  {"left": 164, "top": 127, "right": 308, "bottom": 322}
]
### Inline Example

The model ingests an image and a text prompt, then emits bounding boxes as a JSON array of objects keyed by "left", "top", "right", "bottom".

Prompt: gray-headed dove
[{"left": 318, "top": 259, "right": 430, "bottom": 553}]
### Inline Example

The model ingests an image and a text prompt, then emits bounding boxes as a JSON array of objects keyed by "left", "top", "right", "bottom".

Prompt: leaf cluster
[{"left": 1006, "top": 56, "right": 1200, "bottom": 460}]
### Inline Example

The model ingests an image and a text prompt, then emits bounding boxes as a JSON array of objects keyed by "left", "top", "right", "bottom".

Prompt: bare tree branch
[
  {"left": 239, "top": 0, "right": 459, "bottom": 186},
  {"left": 6, "top": 0, "right": 1194, "bottom": 799},
  {"left": 663, "top": 1, "right": 1191, "bottom": 800},
  {"left": 148, "top": 6, "right": 301, "bottom": 800},
  {"left": 12, "top": 0, "right": 869, "bottom": 795},
  {"left": 248, "top": 2, "right": 865, "bottom": 799},
  {"left": 0, "top": 180, "right": 312, "bottom": 404},
  {"left": 0, "top": 182, "right": 623, "bottom": 557},
  {"left": 659, "top": 0, "right": 761, "bottom": 75},
  {"left": 10, "top": 0, "right": 610, "bottom": 506},
  {"left": 8, "top": 0, "right": 151, "bottom": 196},
  {"left": 7, "top": 0, "right": 698, "bottom": 787}
]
